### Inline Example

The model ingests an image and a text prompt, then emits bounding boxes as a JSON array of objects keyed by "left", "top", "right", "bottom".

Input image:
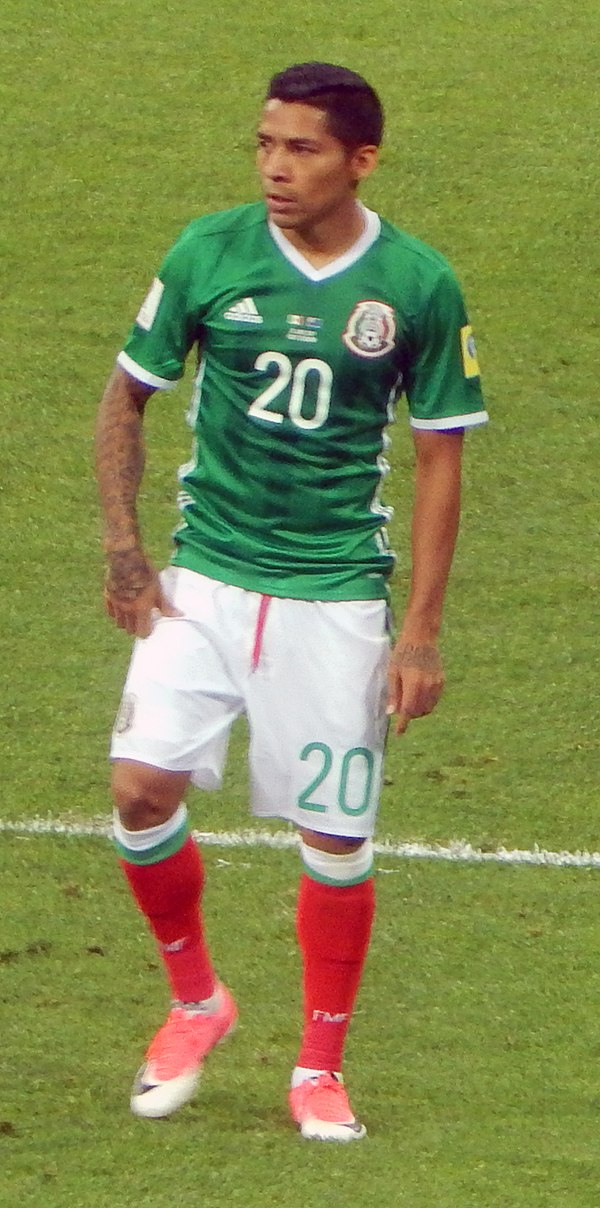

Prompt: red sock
[
  {"left": 296, "top": 873, "right": 375, "bottom": 1072},
  {"left": 120, "top": 835, "right": 216, "bottom": 1003}
]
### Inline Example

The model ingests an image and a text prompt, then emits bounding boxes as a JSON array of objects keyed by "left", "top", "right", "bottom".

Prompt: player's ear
[{"left": 350, "top": 144, "right": 379, "bottom": 184}]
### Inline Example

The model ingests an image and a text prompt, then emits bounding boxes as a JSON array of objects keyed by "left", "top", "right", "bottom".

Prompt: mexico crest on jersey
[{"left": 343, "top": 300, "right": 396, "bottom": 359}]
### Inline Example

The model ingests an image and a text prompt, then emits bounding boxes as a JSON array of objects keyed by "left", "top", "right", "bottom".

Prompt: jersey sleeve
[
  {"left": 117, "top": 227, "right": 199, "bottom": 391},
  {"left": 404, "top": 266, "right": 488, "bottom": 430}
]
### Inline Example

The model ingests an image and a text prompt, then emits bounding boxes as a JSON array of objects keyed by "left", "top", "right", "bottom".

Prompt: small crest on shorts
[
  {"left": 114, "top": 692, "right": 137, "bottom": 735},
  {"left": 343, "top": 300, "right": 396, "bottom": 358}
]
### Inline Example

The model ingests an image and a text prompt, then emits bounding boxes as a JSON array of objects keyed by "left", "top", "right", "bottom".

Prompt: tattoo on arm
[
  {"left": 393, "top": 643, "right": 442, "bottom": 672},
  {"left": 95, "top": 370, "right": 154, "bottom": 594},
  {"left": 105, "top": 548, "right": 154, "bottom": 598}
]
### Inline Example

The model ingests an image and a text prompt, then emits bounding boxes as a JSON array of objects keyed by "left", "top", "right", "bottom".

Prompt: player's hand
[
  {"left": 104, "top": 551, "right": 182, "bottom": 638},
  {"left": 386, "top": 639, "right": 444, "bottom": 735}
]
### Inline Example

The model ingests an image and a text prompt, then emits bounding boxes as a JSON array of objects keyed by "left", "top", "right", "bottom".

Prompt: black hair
[{"left": 266, "top": 62, "right": 384, "bottom": 149}]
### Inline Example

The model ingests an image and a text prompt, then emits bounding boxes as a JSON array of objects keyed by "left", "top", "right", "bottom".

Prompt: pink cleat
[
  {"left": 130, "top": 983, "right": 237, "bottom": 1118},
  {"left": 289, "top": 1073, "right": 366, "bottom": 1142}
]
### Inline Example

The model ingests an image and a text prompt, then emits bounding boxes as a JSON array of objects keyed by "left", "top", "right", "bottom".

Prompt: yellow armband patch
[{"left": 460, "top": 325, "right": 481, "bottom": 379}]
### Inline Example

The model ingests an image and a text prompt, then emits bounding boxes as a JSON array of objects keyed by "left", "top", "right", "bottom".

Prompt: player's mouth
[{"left": 266, "top": 192, "right": 297, "bottom": 213}]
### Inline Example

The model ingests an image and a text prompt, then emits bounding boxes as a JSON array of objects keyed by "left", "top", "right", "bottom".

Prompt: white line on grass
[{"left": 1, "top": 817, "right": 600, "bottom": 869}]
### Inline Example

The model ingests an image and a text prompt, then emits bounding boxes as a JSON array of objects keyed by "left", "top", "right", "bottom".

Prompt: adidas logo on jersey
[{"left": 223, "top": 297, "right": 263, "bottom": 324}]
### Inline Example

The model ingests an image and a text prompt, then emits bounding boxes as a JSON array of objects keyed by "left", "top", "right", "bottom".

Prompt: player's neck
[{"left": 277, "top": 199, "right": 366, "bottom": 268}]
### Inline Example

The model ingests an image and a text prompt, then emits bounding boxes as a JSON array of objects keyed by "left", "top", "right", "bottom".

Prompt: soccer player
[{"left": 95, "top": 61, "right": 487, "bottom": 1142}]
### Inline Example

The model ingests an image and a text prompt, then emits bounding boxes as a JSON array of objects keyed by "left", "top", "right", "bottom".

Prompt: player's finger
[
  {"left": 158, "top": 597, "right": 183, "bottom": 619},
  {"left": 104, "top": 588, "right": 117, "bottom": 618},
  {"left": 105, "top": 592, "right": 133, "bottom": 631},
  {"left": 386, "top": 667, "right": 402, "bottom": 718},
  {"left": 112, "top": 602, "right": 143, "bottom": 637},
  {"left": 394, "top": 710, "right": 412, "bottom": 735},
  {"left": 123, "top": 611, "right": 140, "bottom": 637},
  {"left": 133, "top": 609, "right": 156, "bottom": 639},
  {"left": 108, "top": 601, "right": 128, "bottom": 631}
]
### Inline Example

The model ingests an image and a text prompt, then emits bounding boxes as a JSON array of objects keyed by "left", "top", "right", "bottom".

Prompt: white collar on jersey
[{"left": 267, "top": 203, "right": 381, "bottom": 282}]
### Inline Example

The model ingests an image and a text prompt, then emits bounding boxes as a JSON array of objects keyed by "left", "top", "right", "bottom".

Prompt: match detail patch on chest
[{"left": 342, "top": 300, "right": 396, "bottom": 358}]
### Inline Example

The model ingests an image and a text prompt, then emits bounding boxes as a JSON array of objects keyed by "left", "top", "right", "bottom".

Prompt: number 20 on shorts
[{"left": 298, "top": 742, "right": 377, "bottom": 817}]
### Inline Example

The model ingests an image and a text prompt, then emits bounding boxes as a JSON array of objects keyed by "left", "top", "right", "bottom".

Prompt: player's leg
[
  {"left": 109, "top": 568, "right": 243, "bottom": 1117},
  {"left": 112, "top": 760, "right": 237, "bottom": 1119},
  {"left": 112, "top": 760, "right": 217, "bottom": 1006},
  {"left": 288, "top": 827, "right": 375, "bottom": 1142},
  {"left": 246, "top": 596, "right": 388, "bottom": 1141}
]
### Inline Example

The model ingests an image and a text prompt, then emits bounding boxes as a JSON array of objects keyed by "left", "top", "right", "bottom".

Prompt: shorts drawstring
[{"left": 251, "top": 594, "right": 272, "bottom": 671}]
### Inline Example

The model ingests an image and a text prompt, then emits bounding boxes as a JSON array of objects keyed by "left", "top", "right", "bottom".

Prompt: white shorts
[{"left": 110, "top": 567, "right": 390, "bottom": 838}]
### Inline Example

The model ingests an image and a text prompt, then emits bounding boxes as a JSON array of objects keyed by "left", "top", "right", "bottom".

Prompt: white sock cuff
[
  {"left": 291, "top": 1066, "right": 342, "bottom": 1089},
  {"left": 112, "top": 803, "right": 188, "bottom": 854},
  {"left": 300, "top": 839, "right": 374, "bottom": 886}
]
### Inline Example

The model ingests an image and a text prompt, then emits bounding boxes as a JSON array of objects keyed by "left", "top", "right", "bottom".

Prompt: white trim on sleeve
[
  {"left": 117, "top": 351, "right": 180, "bottom": 391},
  {"left": 410, "top": 410, "right": 489, "bottom": 431}
]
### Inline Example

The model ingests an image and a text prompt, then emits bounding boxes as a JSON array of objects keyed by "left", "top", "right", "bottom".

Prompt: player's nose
[{"left": 263, "top": 147, "right": 292, "bottom": 182}]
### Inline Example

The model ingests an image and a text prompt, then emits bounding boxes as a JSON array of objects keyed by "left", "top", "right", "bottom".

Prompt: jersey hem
[
  {"left": 117, "top": 351, "right": 179, "bottom": 391},
  {"left": 170, "top": 549, "right": 391, "bottom": 602}
]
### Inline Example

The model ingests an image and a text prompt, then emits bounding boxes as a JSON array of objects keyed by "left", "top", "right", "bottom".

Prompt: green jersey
[{"left": 119, "top": 202, "right": 487, "bottom": 600}]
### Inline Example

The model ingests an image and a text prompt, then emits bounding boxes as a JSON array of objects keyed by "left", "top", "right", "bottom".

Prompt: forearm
[
  {"left": 95, "top": 367, "right": 153, "bottom": 596},
  {"left": 401, "top": 429, "right": 463, "bottom": 643}
]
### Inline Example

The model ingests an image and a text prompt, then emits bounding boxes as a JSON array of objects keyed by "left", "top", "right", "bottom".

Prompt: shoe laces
[
  {"left": 146, "top": 1008, "right": 209, "bottom": 1078},
  {"left": 301, "top": 1073, "right": 354, "bottom": 1123}
]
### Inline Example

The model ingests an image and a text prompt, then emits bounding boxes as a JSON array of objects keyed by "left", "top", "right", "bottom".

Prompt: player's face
[{"left": 256, "top": 100, "right": 377, "bottom": 233}]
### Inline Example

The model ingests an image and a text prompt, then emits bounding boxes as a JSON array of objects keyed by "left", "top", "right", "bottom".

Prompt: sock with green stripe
[
  {"left": 295, "top": 842, "right": 375, "bottom": 1073},
  {"left": 114, "top": 807, "right": 216, "bottom": 1004}
]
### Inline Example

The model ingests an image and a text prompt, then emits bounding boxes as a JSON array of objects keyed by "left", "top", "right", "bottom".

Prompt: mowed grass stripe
[{"left": 2, "top": 816, "right": 600, "bottom": 869}]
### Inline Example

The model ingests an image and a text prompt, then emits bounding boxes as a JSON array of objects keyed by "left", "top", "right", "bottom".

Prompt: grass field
[{"left": 2, "top": 0, "right": 600, "bottom": 1203}]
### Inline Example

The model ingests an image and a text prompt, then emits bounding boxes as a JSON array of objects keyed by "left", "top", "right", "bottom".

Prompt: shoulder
[
  {"left": 371, "top": 216, "right": 467, "bottom": 326},
  {"left": 172, "top": 202, "right": 267, "bottom": 249},
  {"left": 376, "top": 217, "right": 456, "bottom": 281},
  {"left": 160, "top": 204, "right": 267, "bottom": 281}
]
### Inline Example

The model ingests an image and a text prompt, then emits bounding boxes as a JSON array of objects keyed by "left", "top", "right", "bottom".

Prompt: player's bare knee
[
  {"left": 299, "top": 827, "right": 366, "bottom": 855},
  {"left": 111, "top": 760, "right": 189, "bottom": 831}
]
